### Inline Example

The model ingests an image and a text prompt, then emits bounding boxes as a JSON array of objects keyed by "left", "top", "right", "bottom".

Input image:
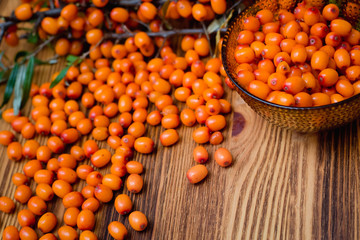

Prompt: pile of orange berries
[
  {"left": 0, "top": 0, "right": 235, "bottom": 239},
  {"left": 232, "top": 2, "right": 360, "bottom": 107}
]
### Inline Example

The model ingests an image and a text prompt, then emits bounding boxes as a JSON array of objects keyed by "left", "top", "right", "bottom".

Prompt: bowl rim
[{"left": 221, "top": 7, "right": 360, "bottom": 111}]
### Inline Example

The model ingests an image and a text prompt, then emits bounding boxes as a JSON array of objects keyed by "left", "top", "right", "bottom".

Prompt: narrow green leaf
[
  {"left": 13, "top": 64, "right": 27, "bottom": 115},
  {"left": 0, "top": 70, "right": 10, "bottom": 84},
  {"left": 207, "top": 16, "right": 226, "bottom": 34},
  {"left": 50, "top": 66, "right": 70, "bottom": 88},
  {"left": 27, "top": 32, "right": 39, "bottom": 44},
  {"left": 66, "top": 55, "right": 79, "bottom": 65},
  {"left": 162, "top": 0, "right": 171, "bottom": 18},
  {"left": 0, "top": 64, "right": 18, "bottom": 109},
  {"left": 14, "top": 51, "right": 29, "bottom": 63},
  {"left": 21, "top": 56, "right": 35, "bottom": 108}
]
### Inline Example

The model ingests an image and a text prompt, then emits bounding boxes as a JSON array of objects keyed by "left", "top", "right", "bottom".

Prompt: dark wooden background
[{"left": 0, "top": 0, "right": 360, "bottom": 239}]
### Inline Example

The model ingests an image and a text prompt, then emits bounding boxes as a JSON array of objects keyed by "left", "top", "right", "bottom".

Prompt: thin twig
[
  {"left": 49, "top": 0, "right": 55, "bottom": 9},
  {"left": 201, "top": 22, "right": 213, "bottom": 56},
  {"left": 155, "top": 36, "right": 168, "bottom": 58}
]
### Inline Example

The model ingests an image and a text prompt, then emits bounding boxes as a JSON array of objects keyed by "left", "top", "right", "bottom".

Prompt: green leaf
[
  {"left": 13, "top": 64, "right": 27, "bottom": 115},
  {"left": 207, "top": 16, "right": 226, "bottom": 34},
  {"left": 21, "top": 56, "right": 35, "bottom": 108},
  {"left": 0, "top": 64, "right": 18, "bottom": 109},
  {"left": 66, "top": 55, "right": 79, "bottom": 65},
  {"left": 50, "top": 66, "right": 70, "bottom": 88},
  {"left": 14, "top": 51, "right": 29, "bottom": 63},
  {"left": 162, "top": 0, "right": 171, "bottom": 18},
  {"left": 27, "top": 32, "right": 39, "bottom": 44}
]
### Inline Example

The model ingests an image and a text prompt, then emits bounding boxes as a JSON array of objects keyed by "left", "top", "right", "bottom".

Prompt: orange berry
[{"left": 187, "top": 164, "right": 208, "bottom": 184}]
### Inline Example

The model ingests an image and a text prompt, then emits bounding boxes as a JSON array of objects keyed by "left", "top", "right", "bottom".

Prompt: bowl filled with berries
[{"left": 222, "top": 0, "right": 360, "bottom": 132}]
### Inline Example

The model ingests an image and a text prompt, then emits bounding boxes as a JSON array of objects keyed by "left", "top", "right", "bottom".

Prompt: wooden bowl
[{"left": 221, "top": 0, "right": 360, "bottom": 133}]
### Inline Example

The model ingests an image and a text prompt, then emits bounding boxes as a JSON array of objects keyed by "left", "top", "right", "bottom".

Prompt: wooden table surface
[{"left": 1, "top": 1, "right": 360, "bottom": 239}]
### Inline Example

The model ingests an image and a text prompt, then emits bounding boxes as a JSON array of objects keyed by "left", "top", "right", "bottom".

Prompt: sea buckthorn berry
[
  {"left": 36, "top": 184, "right": 54, "bottom": 201},
  {"left": 325, "top": 32, "right": 341, "bottom": 47},
  {"left": 126, "top": 174, "right": 143, "bottom": 193},
  {"left": 346, "top": 66, "right": 360, "bottom": 81},
  {"left": 322, "top": 3, "right": 339, "bottom": 21},
  {"left": 3, "top": 226, "right": 19, "bottom": 240},
  {"left": 210, "top": 131, "right": 224, "bottom": 145},
  {"left": 193, "top": 146, "right": 209, "bottom": 164},
  {"left": 311, "top": 51, "right": 329, "bottom": 70},
  {"left": 57, "top": 167, "right": 77, "bottom": 185},
  {"left": 205, "top": 115, "right": 226, "bottom": 132},
  {"left": 58, "top": 226, "right": 78, "bottom": 240},
  {"left": 19, "top": 227, "right": 38, "bottom": 240},
  {"left": 160, "top": 129, "right": 179, "bottom": 147},
  {"left": 34, "top": 170, "right": 54, "bottom": 185},
  {"left": 90, "top": 149, "right": 111, "bottom": 168},
  {"left": 268, "top": 72, "right": 286, "bottom": 91},
  {"left": 283, "top": 76, "right": 306, "bottom": 94},
  {"left": 304, "top": 7, "right": 320, "bottom": 26},
  {"left": 38, "top": 212, "right": 57, "bottom": 233},
  {"left": 2, "top": 109, "right": 19, "bottom": 123},
  {"left": 47, "top": 158, "right": 60, "bottom": 172},
  {"left": 64, "top": 207, "right": 80, "bottom": 227},
  {"left": 0, "top": 196, "right": 15, "bottom": 213},
  {"left": 94, "top": 184, "right": 113, "bottom": 203},
  {"left": 283, "top": 20, "right": 301, "bottom": 39},
  {"left": 82, "top": 197, "right": 100, "bottom": 212},
  {"left": 330, "top": 93, "right": 344, "bottom": 103},
  {"left": 187, "top": 164, "right": 208, "bottom": 184},
  {"left": 39, "top": 233, "right": 58, "bottom": 240},
  {"left": 41, "top": 17, "right": 59, "bottom": 35},
  {"left": 350, "top": 50, "right": 360, "bottom": 66},
  {"left": 234, "top": 47, "right": 255, "bottom": 63},
  {"left": 108, "top": 221, "right": 128, "bottom": 240},
  {"left": 311, "top": 92, "right": 331, "bottom": 106},
  {"left": 205, "top": 99, "right": 221, "bottom": 115},
  {"left": 52, "top": 180, "right": 73, "bottom": 198},
  {"left": 15, "top": 3, "right": 32, "bottom": 20},
  {"left": 134, "top": 137, "right": 155, "bottom": 154},
  {"left": 61, "top": 4, "right": 77, "bottom": 21},
  {"left": 77, "top": 210, "right": 95, "bottom": 231},
  {"left": 27, "top": 196, "right": 47, "bottom": 215},
  {"left": 278, "top": 10, "right": 295, "bottom": 24},
  {"left": 110, "top": 7, "right": 129, "bottom": 23},
  {"left": 11, "top": 116, "right": 29, "bottom": 132},
  {"left": 18, "top": 209, "right": 35, "bottom": 227},
  {"left": 318, "top": 68, "right": 339, "bottom": 87},
  {"left": 214, "top": 148, "right": 232, "bottom": 167},
  {"left": 346, "top": 29, "right": 360, "bottom": 46},
  {"left": 23, "top": 160, "right": 42, "bottom": 178},
  {"left": 76, "top": 118, "right": 93, "bottom": 135},
  {"left": 102, "top": 174, "right": 122, "bottom": 191},
  {"left": 63, "top": 191, "right": 84, "bottom": 208},
  {"left": 243, "top": 16, "right": 260, "bottom": 32},
  {"left": 70, "top": 146, "right": 86, "bottom": 162},
  {"left": 129, "top": 211, "right": 148, "bottom": 232},
  {"left": 180, "top": 109, "right": 196, "bottom": 127},
  {"left": 92, "top": 127, "right": 109, "bottom": 141},
  {"left": 330, "top": 19, "right": 352, "bottom": 37},
  {"left": 12, "top": 173, "right": 29, "bottom": 186},
  {"left": 61, "top": 128, "right": 80, "bottom": 144},
  {"left": 126, "top": 161, "right": 143, "bottom": 174},
  {"left": 0, "top": 130, "right": 15, "bottom": 146},
  {"left": 192, "top": 127, "right": 210, "bottom": 144},
  {"left": 256, "top": 9, "right": 273, "bottom": 24},
  {"left": 334, "top": 48, "right": 350, "bottom": 70},
  {"left": 336, "top": 79, "right": 354, "bottom": 97},
  {"left": 114, "top": 194, "right": 132, "bottom": 215},
  {"left": 248, "top": 80, "right": 271, "bottom": 99}
]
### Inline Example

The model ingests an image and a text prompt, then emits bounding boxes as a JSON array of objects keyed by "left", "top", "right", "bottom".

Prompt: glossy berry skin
[
  {"left": 38, "top": 212, "right": 57, "bottom": 233},
  {"left": 193, "top": 146, "right": 209, "bottom": 164},
  {"left": 129, "top": 211, "right": 148, "bottom": 231},
  {"left": 187, "top": 165, "right": 208, "bottom": 184},
  {"left": 214, "top": 148, "right": 233, "bottom": 167},
  {"left": 108, "top": 221, "right": 128, "bottom": 240},
  {"left": 114, "top": 194, "right": 132, "bottom": 215}
]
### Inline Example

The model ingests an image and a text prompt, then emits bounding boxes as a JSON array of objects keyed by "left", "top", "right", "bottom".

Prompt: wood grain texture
[{"left": 1, "top": 1, "right": 360, "bottom": 239}]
